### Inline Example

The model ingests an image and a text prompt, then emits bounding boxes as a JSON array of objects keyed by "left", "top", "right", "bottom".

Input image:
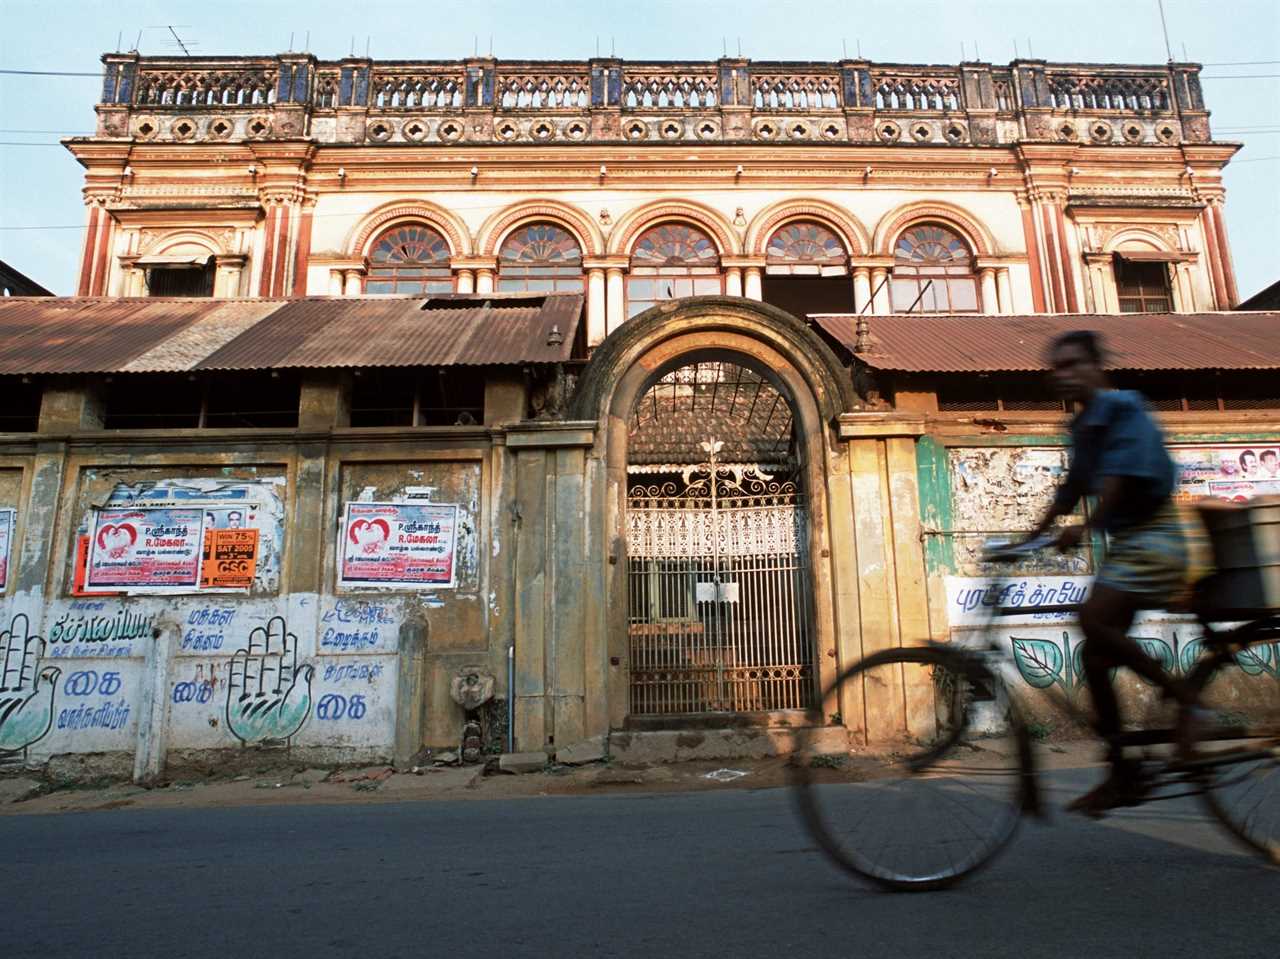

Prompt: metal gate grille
[{"left": 626, "top": 443, "right": 814, "bottom": 715}]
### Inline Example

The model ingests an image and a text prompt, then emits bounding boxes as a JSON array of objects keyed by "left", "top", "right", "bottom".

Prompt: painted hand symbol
[
  {"left": 0, "top": 614, "right": 61, "bottom": 754},
  {"left": 226, "top": 615, "right": 313, "bottom": 746}
]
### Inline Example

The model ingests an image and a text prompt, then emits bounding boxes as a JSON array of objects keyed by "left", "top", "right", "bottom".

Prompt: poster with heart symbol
[
  {"left": 338, "top": 502, "right": 458, "bottom": 589},
  {"left": 0, "top": 508, "right": 13, "bottom": 589},
  {"left": 85, "top": 507, "right": 205, "bottom": 591}
]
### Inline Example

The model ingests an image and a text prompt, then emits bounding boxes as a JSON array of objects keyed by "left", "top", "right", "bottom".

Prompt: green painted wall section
[{"left": 915, "top": 436, "right": 955, "bottom": 575}]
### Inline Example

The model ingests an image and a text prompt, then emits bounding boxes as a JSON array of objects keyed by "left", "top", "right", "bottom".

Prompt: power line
[
  {"left": 1231, "top": 154, "right": 1280, "bottom": 163},
  {"left": 1201, "top": 60, "right": 1280, "bottom": 66},
  {"left": 0, "top": 68, "right": 99, "bottom": 77},
  {"left": 1202, "top": 74, "right": 1280, "bottom": 79}
]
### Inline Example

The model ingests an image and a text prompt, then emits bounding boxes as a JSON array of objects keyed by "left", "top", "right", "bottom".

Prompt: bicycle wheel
[
  {"left": 1190, "top": 626, "right": 1280, "bottom": 865},
  {"left": 792, "top": 646, "right": 1029, "bottom": 891}
]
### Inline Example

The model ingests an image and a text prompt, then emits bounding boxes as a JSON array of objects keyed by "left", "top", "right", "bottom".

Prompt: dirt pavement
[{"left": 0, "top": 737, "right": 1107, "bottom": 815}]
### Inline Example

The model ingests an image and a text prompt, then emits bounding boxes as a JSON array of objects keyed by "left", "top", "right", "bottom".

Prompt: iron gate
[{"left": 626, "top": 439, "right": 815, "bottom": 715}]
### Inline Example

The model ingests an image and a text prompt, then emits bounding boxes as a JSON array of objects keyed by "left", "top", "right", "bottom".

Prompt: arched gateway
[{"left": 570, "top": 296, "right": 857, "bottom": 726}]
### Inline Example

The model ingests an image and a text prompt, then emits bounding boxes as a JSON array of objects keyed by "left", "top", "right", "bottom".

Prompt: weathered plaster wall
[
  {"left": 0, "top": 413, "right": 570, "bottom": 777},
  {"left": 921, "top": 431, "right": 1280, "bottom": 726}
]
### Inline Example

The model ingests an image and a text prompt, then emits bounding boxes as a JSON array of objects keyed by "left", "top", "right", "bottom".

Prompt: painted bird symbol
[{"left": 0, "top": 614, "right": 61, "bottom": 755}]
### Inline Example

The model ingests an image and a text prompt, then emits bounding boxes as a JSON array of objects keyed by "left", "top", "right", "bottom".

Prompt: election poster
[
  {"left": 0, "top": 508, "right": 13, "bottom": 589},
  {"left": 85, "top": 507, "right": 205, "bottom": 592},
  {"left": 338, "top": 502, "right": 458, "bottom": 589},
  {"left": 1172, "top": 445, "right": 1280, "bottom": 503},
  {"left": 201, "top": 528, "right": 260, "bottom": 589}
]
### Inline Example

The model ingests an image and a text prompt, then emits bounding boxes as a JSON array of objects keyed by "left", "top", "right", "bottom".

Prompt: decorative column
[
  {"left": 455, "top": 269, "right": 475, "bottom": 294},
  {"left": 476, "top": 269, "right": 495, "bottom": 294},
  {"left": 725, "top": 267, "right": 743, "bottom": 297},
  {"left": 870, "top": 267, "right": 891, "bottom": 314},
  {"left": 743, "top": 266, "right": 763, "bottom": 301},
  {"left": 995, "top": 267, "right": 1013, "bottom": 314},
  {"left": 329, "top": 270, "right": 345, "bottom": 296},
  {"left": 852, "top": 267, "right": 872, "bottom": 314},
  {"left": 586, "top": 268, "right": 606, "bottom": 346},
  {"left": 344, "top": 269, "right": 363, "bottom": 296},
  {"left": 1083, "top": 253, "right": 1117, "bottom": 313},
  {"left": 605, "top": 264, "right": 626, "bottom": 334},
  {"left": 979, "top": 268, "right": 998, "bottom": 315},
  {"left": 214, "top": 254, "right": 247, "bottom": 298}
]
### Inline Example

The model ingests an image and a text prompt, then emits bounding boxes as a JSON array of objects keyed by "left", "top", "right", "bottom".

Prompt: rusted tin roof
[
  {"left": 0, "top": 294, "right": 582, "bottom": 375},
  {"left": 813, "top": 312, "right": 1280, "bottom": 373}
]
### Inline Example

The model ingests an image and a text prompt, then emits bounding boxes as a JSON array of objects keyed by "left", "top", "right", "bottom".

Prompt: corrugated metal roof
[
  {"left": 0, "top": 294, "right": 583, "bottom": 375},
  {"left": 813, "top": 312, "right": 1280, "bottom": 373}
]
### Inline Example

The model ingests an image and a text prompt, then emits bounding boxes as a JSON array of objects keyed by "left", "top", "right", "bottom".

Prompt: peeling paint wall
[
  {"left": 924, "top": 436, "right": 1280, "bottom": 726},
  {"left": 0, "top": 437, "right": 526, "bottom": 776}
]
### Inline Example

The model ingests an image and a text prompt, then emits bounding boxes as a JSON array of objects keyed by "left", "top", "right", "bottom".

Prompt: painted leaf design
[
  {"left": 1070, "top": 637, "right": 1116, "bottom": 690},
  {"left": 1178, "top": 636, "right": 1206, "bottom": 677},
  {"left": 1133, "top": 637, "right": 1175, "bottom": 684},
  {"left": 1011, "top": 637, "right": 1064, "bottom": 689},
  {"left": 1235, "top": 642, "right": 1276, "bottom": 677}
]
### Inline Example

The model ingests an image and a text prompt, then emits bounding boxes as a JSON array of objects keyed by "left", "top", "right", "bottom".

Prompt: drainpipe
[{"left": 507, "top": 644, "right": 515, "bottom": 753}]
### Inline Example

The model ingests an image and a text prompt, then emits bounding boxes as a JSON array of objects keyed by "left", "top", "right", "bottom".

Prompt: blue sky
[{"left": 1, "top": 0, "right": 1277, "bottom": 297}]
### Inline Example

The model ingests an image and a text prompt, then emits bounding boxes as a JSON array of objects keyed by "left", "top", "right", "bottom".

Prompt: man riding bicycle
[{"left": 1024, "top": 330, "right": 1193, "bottom": 816}]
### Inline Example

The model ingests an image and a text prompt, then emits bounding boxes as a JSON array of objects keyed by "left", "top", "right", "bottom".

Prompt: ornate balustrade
[{"left": 93, "top": 54, "right": 1213, "bottom": 146}]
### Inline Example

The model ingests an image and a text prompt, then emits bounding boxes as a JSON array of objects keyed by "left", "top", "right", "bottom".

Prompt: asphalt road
[{"left": 2, "top": 767, "right": 1276, "bottom": 959}]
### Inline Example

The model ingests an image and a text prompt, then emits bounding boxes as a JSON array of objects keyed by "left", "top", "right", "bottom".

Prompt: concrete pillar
[
  {"left": 871, "top": 267, "right": 891, "bottom": 314},
  {"left": 743, "top": 266, "right": 763, "bottom": 301},
  {"left": 133, "top": 623, "right": 174, "bottom": 784},
  {"left": 455, "top": 269, "right": 475, "bottom": 294},
  {"left": 586, "top": 268, "right": 606, "bottom": 346},
  {"left": 343, "top": 270, "right": 362, "bottom": 296},
  {"left": 979, "top": 268, "right": 998, "bottom": 315},
  {"left": 852, "top": 267, "right": 872, "bottom": 314},
  {"left": 476, "top": 269, "right": 495, "bottom": 294},
  {"left": 995, "top": 267, "right": 1013, "bottom": 314},
  {"left": 725, "top": 267, "right": 743, "bottom": 297},
  {"left": 393, "top": 619, "right": 428, "bottom": 769},
  {"left": 606, "top": 267, "right": 625, "bottom": 333},
  {"left": 329, "top": 269, "right": 345, "bottom": 296}
]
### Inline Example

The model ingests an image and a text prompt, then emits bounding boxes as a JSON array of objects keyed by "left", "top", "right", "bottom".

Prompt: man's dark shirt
[{"left": 1051, "top": 389, "right": 1177, "bottom": 532}]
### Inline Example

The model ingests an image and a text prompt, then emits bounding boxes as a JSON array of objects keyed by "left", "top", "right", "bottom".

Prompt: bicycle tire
[
  {"left": 792, "top": 646, "right": 1030, "bottom": 891},
  {"left": 1189, "top": 619, "right": 1280, "bottom": 866}
]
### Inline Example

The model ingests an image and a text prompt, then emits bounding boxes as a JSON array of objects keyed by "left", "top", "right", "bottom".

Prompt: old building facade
[{"left": 0, "top": 53, "right": 1274, "bottom": 777}]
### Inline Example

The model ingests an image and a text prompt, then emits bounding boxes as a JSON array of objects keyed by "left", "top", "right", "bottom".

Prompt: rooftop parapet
[{"left": 91, "top": 54, "right": 1212, "bottom": 148}]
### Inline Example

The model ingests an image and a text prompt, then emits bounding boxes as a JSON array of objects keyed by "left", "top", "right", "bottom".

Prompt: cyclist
[{"left": 1023, "top": 330, "right": 1192, "bottom": 816}]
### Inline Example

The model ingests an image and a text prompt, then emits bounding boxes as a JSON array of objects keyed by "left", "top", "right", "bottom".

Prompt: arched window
[
  {"left": 891, "top": 223, "right": 979, "bottom": 312},
  {"left": 627, "top": 222, "right": 722, "bottom": 318},
  {"left": 365, "top": 224, "right": 453, "bottom": 294},
  {"left": 765, "top": 221, "right": 847, "bottom": 275},
  {"left": 497, "top": 222, "right": 584, "bottom": 293}
]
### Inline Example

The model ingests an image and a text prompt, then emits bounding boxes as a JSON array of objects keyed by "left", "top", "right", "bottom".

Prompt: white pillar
[
  {"left": 586, "top": 268, "right": 606, "bottom": 346},
  {"left": 329, "top": 269, "right": 345, "bottom": 297},
  {"left": 980, "top": 268, "right": 999, "bottom": 315},
  {"left": 725, "top": 267, "right": 743, "bottom": 297},
  {"left": 476, "top": 269, "right": 495, "bottom": 294},
  {"left": 606, "top": 267, "right": 625, "bottom": 334},
  {"left": 743, "top": 267, "right": 763, "bottom": 301},
  {"left": 870, "top": 267, "right": 891, "bottom": 314},
  {"left": 852, "top": 267, "right": 872, "bottom": 314},
  {"left": 996, "top": 267, "right": 1013, "bottom": 314},
  {"left": 344, "top": 270, "right": 363, "bottom": 296},
  {"left": 455, "top": 269, "right": 475, "bottom": 294}
]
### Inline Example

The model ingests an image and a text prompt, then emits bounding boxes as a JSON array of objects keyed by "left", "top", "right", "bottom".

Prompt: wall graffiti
[
  {"left": 322, "top": 661, "right": 385, "bottom": 684},
  {"left": 0, "top": 614, "right": 61, "bottom": 755},
  {"left": 225, "top": 615, "right": 314, "bottom": 746},
  {"left": 319, "top": 599, "right": 398, "bottom": 653},
  {"left": 315, "top": 693, "right": 368, "bottom": 721},
  {"left": 181, "top": 606, "right": 237, "bottom": 651},
  {"left": 46, "top": 601, "right": 156, "bottom": 658}
]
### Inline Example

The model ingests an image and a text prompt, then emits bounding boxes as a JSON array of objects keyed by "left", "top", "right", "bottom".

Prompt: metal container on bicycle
[{"left": 1195, "top": 497, "right": 1280, "bottom": 615}]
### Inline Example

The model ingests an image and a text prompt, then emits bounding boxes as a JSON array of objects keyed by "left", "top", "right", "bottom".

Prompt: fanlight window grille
[
  {"left": 366, "top": 224, "right": 453, "bottom": 294},
  {"left": 765, "top": 220, "right": 848, "bottom": 276},
  {"left": 891, "top": 223, "right": 979, "bottom": 313},
  {"left": 627, "top": 223, "right": 722, "bottom": 318},
  {"left": 497, "top": 222, "right": 584, "bottom": 293}
]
